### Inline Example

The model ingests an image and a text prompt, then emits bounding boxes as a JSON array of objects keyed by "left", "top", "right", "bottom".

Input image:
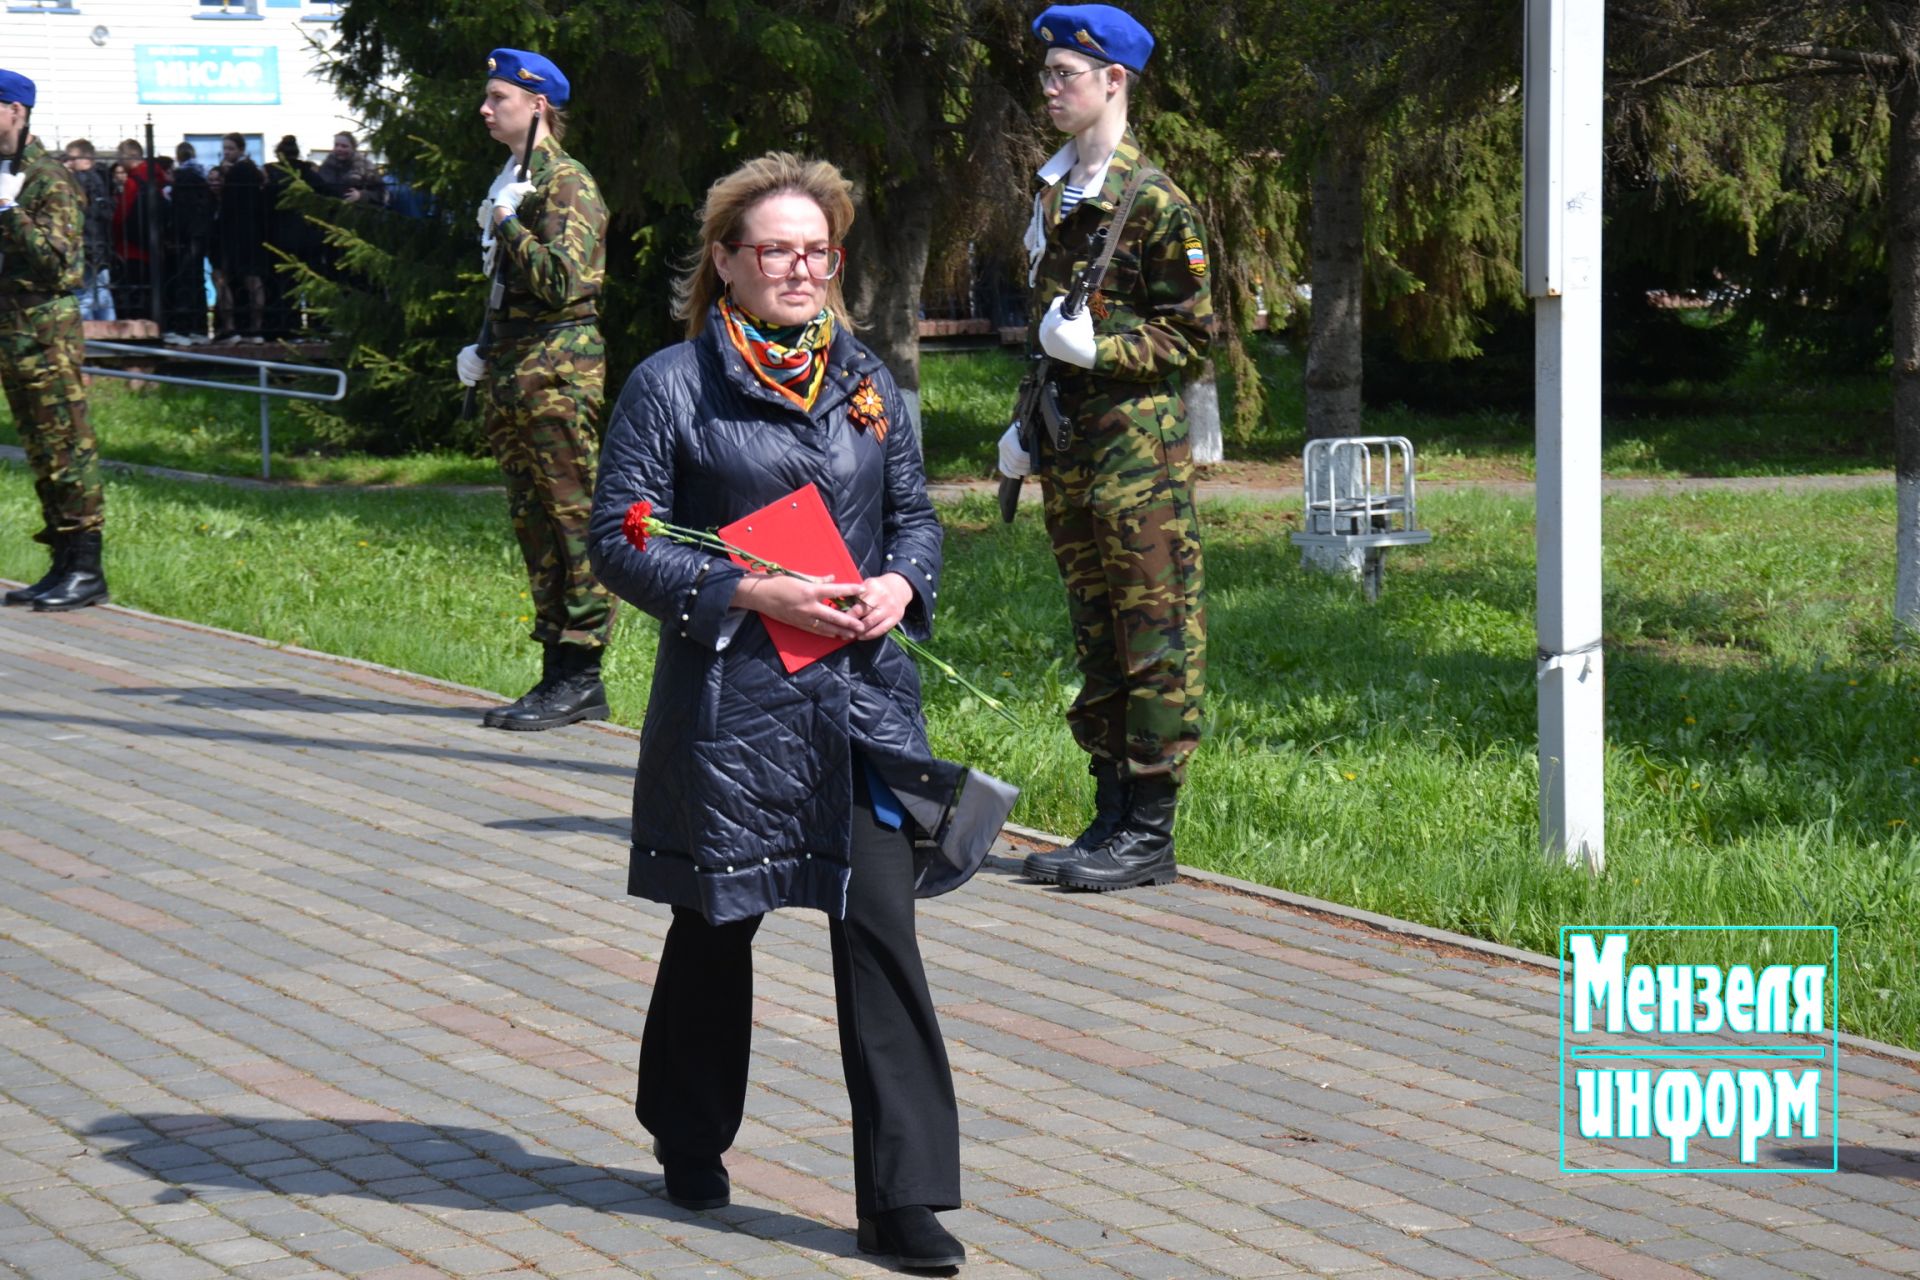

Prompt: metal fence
[{"left": 82, "top": 341, "right": 347, "bottom": 481}]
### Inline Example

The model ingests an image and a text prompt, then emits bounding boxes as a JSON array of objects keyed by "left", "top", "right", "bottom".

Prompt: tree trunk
[
  {"left": 1303, "top": 127, "right": 1368, "bottom": 577},
  {"left": 845, "top": 178, "right": 936, "bottom": 428},
  {"left": 842, "top": 61, "right": 937, "bottom": 431},
  {"left": 1893, "top": 72, "right": 1920, "bottom": 638},
  {"left": 1188, "top": 362, "right": 1223, "bottom": 464},
  {"left": 1305, "top": 128, "right": 1366, "bottom": 441}
]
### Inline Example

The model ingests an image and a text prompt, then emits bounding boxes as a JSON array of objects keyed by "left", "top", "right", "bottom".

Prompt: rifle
[
  {"left": 0, "top": 104, "right": 28, "bottom": 280},
  {"left": 462, "top": 105, "right": 541, "bottom": 421},
  {"left": 997, "top": 236, "right": 1105, "bottom": 523},
  {"left": 997, "top": 166, "right": 1149, "bottom": 523}
]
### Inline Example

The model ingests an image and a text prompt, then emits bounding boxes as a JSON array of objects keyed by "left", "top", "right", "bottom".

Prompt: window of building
[
  {"left": 6, "top": 0, "right": 82, "bottom": 14},
  {"left": 195, "top": 0, "right": 262, "bottom": 19},
  {"left": 303, "top": 0, "right": 343, "bottom": 20}
]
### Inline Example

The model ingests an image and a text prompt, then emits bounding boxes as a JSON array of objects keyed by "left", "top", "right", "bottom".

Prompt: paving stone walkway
[{"left": 2, "top": 602, "right": 1918, "bottom": 1280}]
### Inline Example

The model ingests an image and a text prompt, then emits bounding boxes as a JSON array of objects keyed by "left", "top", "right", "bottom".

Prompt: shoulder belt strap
[{"left": 1082, "top": 165, "right": 1153, "bottom": 294}]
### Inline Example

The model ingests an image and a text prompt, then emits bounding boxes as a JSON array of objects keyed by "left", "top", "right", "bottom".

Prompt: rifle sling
[
  {"left": 1078, "top": 164, "right": 1151, "bottom": 300},
  {"left": 1034, "top": 164, "right": 1152, "bottom": 453}
]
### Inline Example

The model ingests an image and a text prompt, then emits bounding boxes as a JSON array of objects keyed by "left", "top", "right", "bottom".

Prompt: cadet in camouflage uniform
[
  {"left": 0, "top": 69, "right": 110, "bottom": 613},
  {"left": 1004, "top": 6, "right": 1212, "bottom": 892},
  {"left": 457, "top": 48, "right": 615, "bottom": 731}
]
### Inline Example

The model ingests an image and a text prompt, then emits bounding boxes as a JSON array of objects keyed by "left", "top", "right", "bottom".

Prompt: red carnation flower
[{"left": 622, "top": 500, "right": 654, "bottom": 552}]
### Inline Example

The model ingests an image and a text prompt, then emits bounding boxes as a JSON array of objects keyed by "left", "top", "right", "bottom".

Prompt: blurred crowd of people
[{"left": 59, "top": 130, "right": 392, "bottom": 343}]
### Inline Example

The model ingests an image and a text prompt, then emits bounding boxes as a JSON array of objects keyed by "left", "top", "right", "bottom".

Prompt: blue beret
[
  {"left": 0, "top": 69, "right": 35, "bottom": 109},
  {"left": 485, "top": 48, "right": 570, "bottom": 108},
  {"left": 1031, "top": 5, "right": 1154, "bottom": 72}
]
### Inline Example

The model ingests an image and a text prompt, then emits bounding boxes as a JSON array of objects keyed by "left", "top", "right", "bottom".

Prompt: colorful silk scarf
[{"left": 720, "top": 295, "right": 835, "bottom": 411}]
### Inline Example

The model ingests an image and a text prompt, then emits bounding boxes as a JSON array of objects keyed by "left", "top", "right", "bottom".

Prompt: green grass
[
  {"left": 919, "top": 348, "right": 1030, "bottom": 481},
  {"left": 916, "top": 341, "right": 1894, "bottom": 482},
  {"left": 2, "top": 339, "right": 1893, "bottom": 487},
  {"left": 4, "top": 460, "right": 1915, "bottom": 1047},
  {"left": 0, "top": 380, "right": 499, "bottom": 487}
]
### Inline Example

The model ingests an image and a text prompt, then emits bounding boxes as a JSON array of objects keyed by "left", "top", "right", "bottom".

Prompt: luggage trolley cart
[{"left": 1290, "top": 436, "right": 1432, "bottom": 601}]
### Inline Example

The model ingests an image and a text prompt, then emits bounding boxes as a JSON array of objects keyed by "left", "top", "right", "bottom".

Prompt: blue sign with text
[{"left": 135, "top": 46, "right": 282, "bottom": 106}]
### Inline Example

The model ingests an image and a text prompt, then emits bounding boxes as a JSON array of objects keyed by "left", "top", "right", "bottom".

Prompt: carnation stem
[
  {"left": 888, "top": 631, "right": 1021, "bottom": 728},
  {"left": 634, "top": 510, "right": 1019, "bottom": 727}
]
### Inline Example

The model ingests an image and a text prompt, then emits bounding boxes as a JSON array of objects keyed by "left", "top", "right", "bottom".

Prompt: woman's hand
[
  {"left": 846, "top": 572, "right": 915, "bottom": 642},
  {"left": 732, "top": 574, "right": 866, "bottom": 639}
]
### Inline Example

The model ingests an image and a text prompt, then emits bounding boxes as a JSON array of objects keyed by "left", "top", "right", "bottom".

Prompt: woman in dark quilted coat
[{"left": 587, "top": 153, "right": 1016, "bottom": 1271}]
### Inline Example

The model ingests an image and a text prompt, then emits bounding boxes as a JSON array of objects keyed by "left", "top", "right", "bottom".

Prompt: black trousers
[
  {"left": 636, "top": 790, "right": 960, "bottom": 1217},
  {"left": 163, "top": 243, "right": 207, "bottom": 336}
]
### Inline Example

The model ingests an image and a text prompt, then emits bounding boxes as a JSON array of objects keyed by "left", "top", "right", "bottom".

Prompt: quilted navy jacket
[{"left": 588, "top": 308, "right": 1018, "bottom": 925}]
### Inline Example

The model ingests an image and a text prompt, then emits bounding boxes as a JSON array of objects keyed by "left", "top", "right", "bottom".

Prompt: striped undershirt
[{"left": 1058, "top": 182, "right": 1087, "bottom": 218}]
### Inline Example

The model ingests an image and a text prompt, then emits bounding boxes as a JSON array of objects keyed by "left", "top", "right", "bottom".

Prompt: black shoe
[
  {"left": 490, "top": 643, "right": 609, "bottom": 732},
  {"left": 858, "top": 1206, "right": 965, "bottom": 1270},
  {"left": 483, "top": 644, "right": 560, "bottom": 728},
  {"left": 1024, "top": 758, "right": 1127, "bottom": 883},
  {"left": 31, "top": 531, "right": 109, "bottom": 612},
  {"left": 651, "top": 1140, "right": 729, "bottom": 1210},
  {"left": 1056, "top": 776, "right": 1179, "bottom": 892},
  {"left": 4, "top": 538, "right": 65, "bottom": 606}
]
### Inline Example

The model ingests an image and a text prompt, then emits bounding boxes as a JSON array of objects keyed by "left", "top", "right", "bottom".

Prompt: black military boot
[
  {"left": 492, "top": 643, "right": 609, "bottom": 732},
  {"left": 1057, "top": 776, "right": 1180, "bottom": 892},
  {"left": 31, "top": 531, "right": 109, "bottom": 612},
  {"left": 4, "top": 536, "right": 65, "bottom": 606},
  {"left": 483, "top": 644, "right": 560, "bottom": 728},
  {"left": 1023, "top": 758, "right": 1127, "bottom": 883}
]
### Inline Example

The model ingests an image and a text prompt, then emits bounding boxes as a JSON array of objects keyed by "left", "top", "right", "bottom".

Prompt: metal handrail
[
  {"left": 1292, "top": 435, "right": 1432, "bottom": 601},
  {"left": 83, "top": 340, "right": 348, "bottom": 480},
  {"left": 1301, "top": 435, "right": 1421, "bottom": 535}
]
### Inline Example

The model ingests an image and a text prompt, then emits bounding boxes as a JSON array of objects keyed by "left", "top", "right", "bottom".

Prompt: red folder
[{"left": 718, "top": 483, "right": 863, "bottom": 673}]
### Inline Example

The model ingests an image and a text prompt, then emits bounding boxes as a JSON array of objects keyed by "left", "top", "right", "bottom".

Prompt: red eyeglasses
[{"left": 724, "top": 242, "right": 845, "bottom": 280}]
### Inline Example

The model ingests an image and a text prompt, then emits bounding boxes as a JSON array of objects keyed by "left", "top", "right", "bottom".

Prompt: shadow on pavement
[
  {"left": 79, "top": 1114, "right": 861, "bottom": 1254},
  {"left": 488, "top": 816, "right": 631, "bottom": 838},
  {"left": 0, "top": 708, "right": 634, "bottom": 778},
  {"left": 1775, "top": 1142, "right": 1920, "bottom": 1179},
  {"left": 104, "top": 685, "right": 489, "bottom": 720}
]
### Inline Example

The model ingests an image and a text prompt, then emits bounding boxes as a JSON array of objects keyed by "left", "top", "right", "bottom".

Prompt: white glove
[
  {"left": 1039, "top": 295, "right": 1098, "bottom": 369},
  {"left": 476, "top": 196, "right": 495, "bottom": 237},
  {"left": 492, "top": 180, "right": 536, "bottom": 218},
  {"left": 456, "top": 344, "right": 486, "bottom": 387},
  {"left": 0, "top": 169, "right": 24, "bottom": 207},
  {"left": 997, "top": 423, "right": 1032, "bottom": 478}
]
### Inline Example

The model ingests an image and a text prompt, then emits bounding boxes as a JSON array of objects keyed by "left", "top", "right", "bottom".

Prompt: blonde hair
[{"left": 674, "top": 152, "right": 857, "bottom": 338}]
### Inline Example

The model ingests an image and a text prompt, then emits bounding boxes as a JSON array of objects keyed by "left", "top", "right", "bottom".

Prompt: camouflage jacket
[
  {"left": 0, "top": 139, "right": 84, "bottom": 300},
  {"left": 490, "top": 133, "right": 606, "bottom": 327},
  {"left": 1025, "top": 129, "right": 1213, "bottom": 390}
]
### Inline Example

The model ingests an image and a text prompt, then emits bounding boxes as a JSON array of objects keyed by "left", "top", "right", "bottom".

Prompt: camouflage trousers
[
  {"left": 483, "top": 324, "right": 614, "bottom": 649},
  {"left": 0, "top": 296, "right": 103, "bottom": 546},
  {"left": 1039, "top": 382, "right": 1206, "bottom": 783}
]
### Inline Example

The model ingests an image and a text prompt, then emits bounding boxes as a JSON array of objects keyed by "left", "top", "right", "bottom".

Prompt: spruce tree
[{"left": 1613, "top": 1, "right": 1919, "bottom": 632}]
